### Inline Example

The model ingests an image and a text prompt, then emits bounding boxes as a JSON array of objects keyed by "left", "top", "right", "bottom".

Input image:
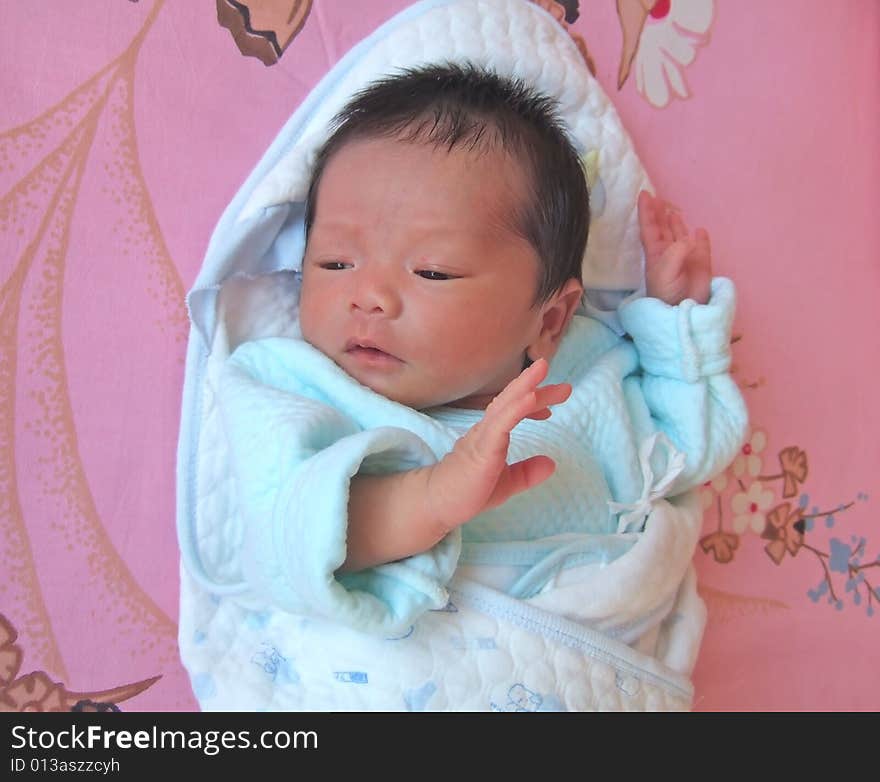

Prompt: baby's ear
[
  {"left": 528, "top": 278, "right": 584, "bottom": 362},
  {"left": 543, "top": 278, "right": 584, "bottom": 339}
]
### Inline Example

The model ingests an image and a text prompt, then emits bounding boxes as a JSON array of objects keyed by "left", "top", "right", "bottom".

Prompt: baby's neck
[{"left": 440, "top": 393, "right": 494, "bottom": 411}]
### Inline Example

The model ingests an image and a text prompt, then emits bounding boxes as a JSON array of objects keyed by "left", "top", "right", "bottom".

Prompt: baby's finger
[
  {"left": 533, "top": 381, "right": 571, "bottom": 410},
  {"left": 461, "top": 367, "right": 569, "bottom": 470},
  {"left": 670, "top": 211, "right": 689, "bottom": 243},
  {"left": 487, "top": 358, "right": 548, "bottom": 413},
  {"left": 481, "top": 362, "right": 564, "bottom": 443},
  {"left": 476, "top": 364, "right": 546, "bottom": 443},
  {"left": 510, "top": 356, "right": 550, "bottom": 393},
  {"left": 689, "top": 228, "right": 713, "bottom": 304},
  {"left": 655, "top": 240, "right": 688, "bottom": 276},
  {"left": 484, "top": 455, "right": 556, "bottom": 510},
  {"left": 637, "top": 191, "right": 664, "bottom": 244},
  {"left": 695, "top": 227, "right": 711, "bottom": 261},
  {"left": 524, "top": 382, "right": 571, "bottom": 420},
  {"left": 505, "top": 383, "right": 568, "bottom": 429}
]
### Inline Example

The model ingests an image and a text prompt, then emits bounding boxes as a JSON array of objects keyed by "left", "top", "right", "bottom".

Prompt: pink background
[{"left": 1, "top": 0, "right": 877, "bottom": 711}]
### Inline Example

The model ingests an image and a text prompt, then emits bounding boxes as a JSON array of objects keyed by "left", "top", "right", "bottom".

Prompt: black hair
[{"left": 304, "top": 62, "right": 590, "bottom": 304}]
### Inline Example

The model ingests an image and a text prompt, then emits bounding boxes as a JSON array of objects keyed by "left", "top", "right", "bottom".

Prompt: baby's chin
[
  {"left": 343, "top": 370, "right": 429, "bottom": 409},
  {"left": 384, "top": 387, "right": 458, "bottom": 410},
  {"left": 359, "top": 377, "right": 487, "bottom": 411},
  {"left": 414, "top": 390, "right": 496, "bottom": 412},
  {"left": 436, "top": 392, "right": 495, "bottom": 410}
]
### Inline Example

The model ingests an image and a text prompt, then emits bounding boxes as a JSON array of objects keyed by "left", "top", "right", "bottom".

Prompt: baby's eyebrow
[
  {"left": 308, "top": 215, "right": 506, "bottom": 262},
  {"left": 309, "top": 217, "right": 363, "bottom": 240},
  {"left": 316, "top": 210, "right": 489, "bottom": 237}
]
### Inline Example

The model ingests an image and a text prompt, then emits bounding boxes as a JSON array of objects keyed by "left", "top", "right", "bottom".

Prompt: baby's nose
[{"left": 350, "top": 276, "right": 400, "bottom": 317}]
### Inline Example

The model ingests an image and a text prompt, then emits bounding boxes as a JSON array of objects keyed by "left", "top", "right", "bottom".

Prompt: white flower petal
[
  {"left": 636, "top": 27, "right": 673, "bottom": 107},
  {"left": 635, "top": 44, "right": 646, "bottom": 93},
  {"left": 732, "top": 514, "right": 749, "bottom": 534},
  {"left": 748, "top": 454, "right": 762, "bottom": 477},
  {"left": 661, "top": 55, "right": 689, "bottom": 99},
  {"left": 660, "top": 29, "right": 699, "bottom": 67},
  {"left": 731, "top": 493, "right": 748, "bottom": 514},
  {"left": 643, "top": 65, "right": 671, "bottom": 107},
  {"left": 733, "top": 455, "right": 746, "bottom": 477},
  {"left": 750, "top": 513, "right": 766, "bottom": 534},
  {"left": 745, "top": 482, "right": 763, "bottom": 501},
  {"left": 758, "top": 487, "right": 776, "bottom": 510},
  {"left": 712, "top": 473, "right": 728, "bottom": 492},
  {"left": 752, "top": 430, "right": 767, "bottom": 453},
  {"left": 670, "top": 0, "right": 714, "bottom": 35},
  {"left": 633, "top": 1, "right": 711, "bottom": 108}
]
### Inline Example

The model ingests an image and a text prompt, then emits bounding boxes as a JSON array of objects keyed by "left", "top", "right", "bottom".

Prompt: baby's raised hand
[
  {"left": 426, "top": 358, "right": 570, "bottom": 535},
  {"left": 638, "top": 190, "right": 712, "bottom": 306}
]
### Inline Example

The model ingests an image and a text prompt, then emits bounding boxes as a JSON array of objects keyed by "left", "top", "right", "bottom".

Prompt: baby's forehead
[
  {"left": 317, "top": 134, "right": 532, "bottom": 237},
  {"left": 326, "top": 131, "right": 533, "bottom": 201}
]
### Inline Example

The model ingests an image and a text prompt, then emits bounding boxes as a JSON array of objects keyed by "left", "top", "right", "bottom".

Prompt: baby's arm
[
  {"left": 612, "top": 193, "right": 746, "bottom": 494},
  {"left": 342, "top": 358, "right": 570, "bottom": 572}
]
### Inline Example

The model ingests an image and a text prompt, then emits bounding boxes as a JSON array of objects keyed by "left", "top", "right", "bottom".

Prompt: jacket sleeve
[
  {"left": 217, "top": 340, "right": 460, "bottom": 636},
  {"left": 616, "top": 277, "right": 749, "bottom": 495}
]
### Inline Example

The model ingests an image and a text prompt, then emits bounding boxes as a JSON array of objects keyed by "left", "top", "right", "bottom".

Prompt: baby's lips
[{"left": 344, "top": 337, "right": 399, "bottom": 359}]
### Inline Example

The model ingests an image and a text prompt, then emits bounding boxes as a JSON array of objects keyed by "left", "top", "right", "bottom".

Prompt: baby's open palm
[
  {"left": 426, "top": 359, "right": 570, "bottom": 533},
  {"left": 638, "top": 190, "right": 712, "bottom": 306}
]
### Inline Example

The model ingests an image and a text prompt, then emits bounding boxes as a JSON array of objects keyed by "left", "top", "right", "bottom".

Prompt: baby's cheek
[
  {"left": 297, "top": 284, "right": 322, "bottom": 333},
  {"left": 297, "top": 303, "right": 314, "bottom": 340},
  {"left": 297, "top": 302, "right": 329, "bottom": 352}
]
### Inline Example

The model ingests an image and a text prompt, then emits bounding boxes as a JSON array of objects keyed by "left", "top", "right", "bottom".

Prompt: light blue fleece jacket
[{"left": 218, "top": 278, "right": 747, "bottom": 635}]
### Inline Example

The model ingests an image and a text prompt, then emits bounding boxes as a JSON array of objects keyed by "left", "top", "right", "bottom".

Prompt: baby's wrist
[{"left": 421, "top": 460, "right": 467, "bottom": 540}]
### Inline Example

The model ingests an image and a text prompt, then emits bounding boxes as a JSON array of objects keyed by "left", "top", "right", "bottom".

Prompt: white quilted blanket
[{"left": 176, "top": 0, "right": 707, "bottom": 711}]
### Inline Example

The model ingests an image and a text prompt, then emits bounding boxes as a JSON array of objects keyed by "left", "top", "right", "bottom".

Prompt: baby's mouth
[{"left": 343, "top": 339, "right": 402, "bottom": 363}]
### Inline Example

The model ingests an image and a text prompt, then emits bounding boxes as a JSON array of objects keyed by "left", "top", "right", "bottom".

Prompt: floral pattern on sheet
[
  {"left": 553, "top": 0, "right": 718, "bottom": 108},
  {"left": 0, "top": 0, "right": 185, "bottom": 705},
  {"left": 628, "top": 0, "right": 714, "bottom": 107},
  {"left": 217, "top": 0, "right": 314, "bottom": 66},
  {"left": 211, "top": 0, "right": 714, "bottom": 109},
  {"left": 0, "top": 614, "right": 159, "bottom": 712},
  {"left": 699, "top": 426, "right": 877, "bottom": 618}
]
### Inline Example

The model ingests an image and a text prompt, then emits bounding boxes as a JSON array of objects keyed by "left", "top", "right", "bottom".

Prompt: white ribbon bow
[{"left": 607, "top": 432, "right": 687, "bottom": 534}]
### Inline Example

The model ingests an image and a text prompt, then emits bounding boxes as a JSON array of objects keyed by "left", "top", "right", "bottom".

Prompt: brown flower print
[
  {"left": 700, "top": 529, "right": 739, "bottom": 564},
  {"left": 0, "top": 615, "right": 68, "bottom": 712},
  {"left": 217, "top": 0, "right": 313, "bottom": 66},
  {"left": 2, "top": 672, "right": 68, "bottom": 713},
  {"left": 778, "top": 447, "right": 809, "bottom": 498},
  {"left": 0, "top": 618, "right": 22, "bottom": 687},
  {"left": 759, "top": 446, "right": 809, "bottom": 498},
  {"left": 615, "top": 0, "right": 651, "bottom": 89},
  {"left": 0, "top": 614, "right": 160, "bottom": 713},
  {"left": 761, "top": 502, "right": 805, "bottom": 565}
]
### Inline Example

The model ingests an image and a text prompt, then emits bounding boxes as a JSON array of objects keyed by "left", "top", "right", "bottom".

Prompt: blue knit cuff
[{"left": 617, "top": 278, "right": 736, "bottom": 382}]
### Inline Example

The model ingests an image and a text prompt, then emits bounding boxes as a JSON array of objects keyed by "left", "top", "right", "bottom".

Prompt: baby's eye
[
  {"left": 320, "top": 261, "right": 351, "bottom": 271},
  {"left": 416, "top": 270, "right": 454, "bottom": 281}
]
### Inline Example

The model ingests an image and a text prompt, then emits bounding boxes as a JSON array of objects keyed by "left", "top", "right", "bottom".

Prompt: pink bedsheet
[{"left": 1, "top": 0, "right": 877, "bottom": 712}]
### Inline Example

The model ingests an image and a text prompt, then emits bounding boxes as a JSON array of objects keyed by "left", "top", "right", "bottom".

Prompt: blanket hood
[{"left": 186, "top": 0, "right": 652, "bottom": 347}]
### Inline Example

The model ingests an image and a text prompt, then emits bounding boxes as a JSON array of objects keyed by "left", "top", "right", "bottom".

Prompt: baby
[{"left": 220, "top": 63, "right": 747, "bottom": 633}]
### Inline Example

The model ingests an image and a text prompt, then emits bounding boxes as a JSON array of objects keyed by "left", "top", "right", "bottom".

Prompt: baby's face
[{"left": 299, "top": 135, "right": 551, "bottom": 410}]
